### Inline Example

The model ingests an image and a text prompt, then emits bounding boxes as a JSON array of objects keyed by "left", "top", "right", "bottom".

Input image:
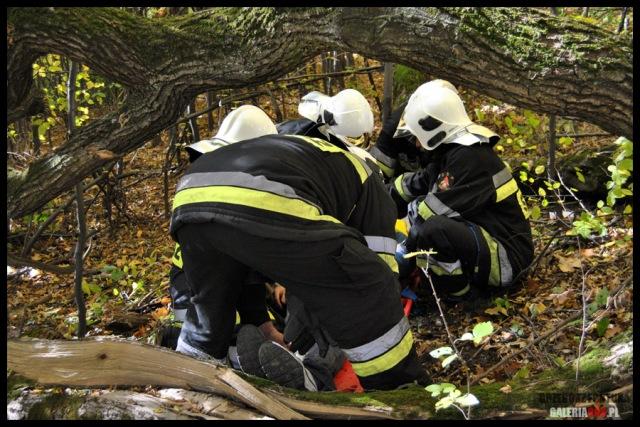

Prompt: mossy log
[
  {"left": 6, "top": 7, "right": 632, "bottom": 219},
  {"left": 7, "top": 335, "right": 632, "bottom": 419}
]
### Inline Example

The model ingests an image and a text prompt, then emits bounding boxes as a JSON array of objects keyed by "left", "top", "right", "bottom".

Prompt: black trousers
[
  {"left": 416, "top": 215, "right": 491, "bottom": 295},
  {"left": 170, "top": 265, "right": 270, "bottom": 328},
  {"left": 176, "top": 221, "right": 421, "bottom": 389}
]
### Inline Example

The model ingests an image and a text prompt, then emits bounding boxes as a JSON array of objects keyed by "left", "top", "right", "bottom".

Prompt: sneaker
[
  {"left": 258, "top": 341, "right": 317, "bottom": 391},
  {"left": 236, "top": 325, "right": 269, "bottom": 377}
]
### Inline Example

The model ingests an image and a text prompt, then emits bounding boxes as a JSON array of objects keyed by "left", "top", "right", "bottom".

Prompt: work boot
[
  {"left": 236, "top": 325, "right": 269, "bottom": 377},
  {"left": 258, "top": 341, "right": 318, "bottom": 391},
  {"left": 158, "top": 324, "right": 182, "bottom": 350}
]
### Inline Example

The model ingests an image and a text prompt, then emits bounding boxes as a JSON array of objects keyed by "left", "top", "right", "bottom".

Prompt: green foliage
[
  {"left": 393, "top": 65, "right": 426, "bottom": 106},
  {"left": 570, "top": 137, "right": 632, "bottom": 239},
  {"left": 425, "top": 383, "right": 479, "bottom": 415},
  {"left": 30, "top": 54, "right": 121, "bottom": 143}
]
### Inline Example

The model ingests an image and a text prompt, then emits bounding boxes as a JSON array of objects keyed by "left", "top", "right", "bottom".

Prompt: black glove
[
  {"left": 284, "top": 295, "right": 335, "bottom": 357},
  {"left": 382, "top": 102, "right": 408, "bottom": 137},
  {"left": 375, "top": 102, "right": 408, "bottom": 156}
]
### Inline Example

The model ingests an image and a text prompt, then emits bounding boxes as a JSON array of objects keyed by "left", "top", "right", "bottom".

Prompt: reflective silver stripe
[
  {"left": 492, "top": 167, "right": 512, "bottom": 189},
  {"left": 369, "top": 145, "right": 398, "bottom": 169},
  {"left": 173, "top": 308, "right": 188, "bottom": 322},
  {"left": 401, "top": 172, "right": 417, "bottom": 198},
  {"left": 497, "top": 241, "right": 513, "bottom": 284},
  {"left": 424, "top": 193, "right": 461, "bottom": 218},
  {"left": 349, "top": 148, "right": 374, "bottom": 178},
  {"left": 430, "top": 258, "right": 462, "bottom": 275},
  {"left": 364, "top": 235, "right": 397, "bottom": 256},
  {"left": 176, "top": 171, "right": 322, "bottom": 212},
  {"left": 342, "top": 317, "right": 410, "bottom": 362}
]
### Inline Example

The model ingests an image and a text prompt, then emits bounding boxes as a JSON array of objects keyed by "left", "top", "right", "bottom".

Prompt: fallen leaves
[
  {"left": 499, "top": 384, "right": 512, "bottom": 394},
  {"left": 554, "top": 253, "right": 582, "bottom": 273}
]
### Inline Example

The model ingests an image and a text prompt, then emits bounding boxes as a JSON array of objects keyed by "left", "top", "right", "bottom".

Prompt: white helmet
[
  {"left": 298, "top": 91, "right": 331, "bottom": 122},
  {"left": 394, "top": 79, "right": 458, "bottom": 138},
  {"left": 404, "top": 83, "right": 474, "bottom": 150},
  {"left": 186, "top": 105, "right": 277, "bottom": 157},
  {"left": 320, "top": 89, "right": 374, "bottom": 138}
]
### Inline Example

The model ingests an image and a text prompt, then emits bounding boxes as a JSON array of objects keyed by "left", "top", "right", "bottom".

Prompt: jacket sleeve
[
  {"left": 415, "top": 148, "right": 495, "bottom": 222},
  {"left": 368, "top": 103, "right": 407, "bottom": 179}
]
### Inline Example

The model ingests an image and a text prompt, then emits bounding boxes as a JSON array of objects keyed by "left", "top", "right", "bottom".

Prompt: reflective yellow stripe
[
  {"left": 478, "top": 227, "right": 501, "bottom": 287},
  {"left": 235, "top": 311, "right": 240, "bottom": 325},
  {"left": 429, "top": 264, "right": 463, "bottom": 276},
  {"left": 450, "top": 283, "right": 471, "bottom": 297},
  {"left": 418, "top": 200, "right": 435, "bottom": 221},
  {"left": 516, "top": 188, "right": 529, "bottom": 218},
  {"left": 289, "top": 135, "right": 369, "bottom": 183},
  {"left": 173, "top": 186, "right": 341, "bottom": 224},
  {"left": 172, "top": 243, "right": 183, "bottom": 269},
  {"left": 350, "top": 330, "right": 414, "bottom": 377},
  {"left": 377, "top": 161, "right": 395, "bottom": 178},
  {"left": 495, "top": 178, "right": 519, "bottom": 202},
  {"left": 378, "top": 253, "right": 399, "bottom": 274}
]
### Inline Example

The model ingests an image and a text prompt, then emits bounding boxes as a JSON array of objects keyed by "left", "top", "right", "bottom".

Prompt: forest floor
[{"left": 6, "top": 81, "right": 634, "bottom": 419}]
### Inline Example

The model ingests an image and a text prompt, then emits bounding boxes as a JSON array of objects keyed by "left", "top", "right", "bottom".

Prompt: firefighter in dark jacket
[
  {"left": 392, "top": 82, "right": 534, "bottom": 302},
  {"left": 170, "top": 127, "right": 421, "bottom": 390},
  {"left": 168, "top": 105, "right": 286, "bottom": 355}
]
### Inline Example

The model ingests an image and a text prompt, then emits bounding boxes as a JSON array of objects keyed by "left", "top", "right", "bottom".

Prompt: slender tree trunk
[
  {"left": 67, "top": 60, "right": 87, "bottom": 338},
  {"left": 547, "top": 114, "right": 557, "bottom": 182},
  {"left": 31, "top": 122, "right": 40, "bottom": 156},
  {"left": 206, "top": 91, "right": 214, "bottom": 133},
  {"left": 187, "top": 100, "right": 200, "bottom": 142},
  {"left": 382, "top": 63, "right": 394, "bottom": 123},
  {"left": 618, "top": 7, "right": 628, "bottom": 33}
]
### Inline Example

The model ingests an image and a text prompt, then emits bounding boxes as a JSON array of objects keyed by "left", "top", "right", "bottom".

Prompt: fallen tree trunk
[
  {"left": 6, "top": 338, "right": 395, "bottom": 420},
  {"left": 6, "top": 7, "right": 632, "bottom": 219},
  {"left": 7, "top": 388, "right": 270, "bottom": 420}
]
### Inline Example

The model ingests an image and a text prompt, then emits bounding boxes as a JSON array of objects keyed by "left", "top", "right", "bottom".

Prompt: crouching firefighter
[
  {"left": 392, "top": 82, "right": 534, "bottom": 304},
  {"left": 164, "top": 105, "right": 286, "bottom": 356},
  {"left": 170, "top": 129, "right": 422, "bottom": 390}
]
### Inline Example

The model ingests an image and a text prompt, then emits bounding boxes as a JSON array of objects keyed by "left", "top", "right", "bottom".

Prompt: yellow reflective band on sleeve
[
  {"left": 418, "top": 200, "right": 435, "bottom": 221},
  {"left": 350, "top": 330, "right": 414, "bottom": 377},
  {"left": 478, "top": 227, "right": 501, "bottom": 287},
  {"left": 289, "top": 135, "right": 369, "bottom": 183},
  {"left": 378, "top": 253, "right": 399, "bottom": 274},
  {"left": 268, "top": 310, "right": 276, "bottom": 321},
  {"left": 235, "top": 311, "right": 240, "bottom": 325},
  {"left": 495, "top": 178, "right": 519, "bottom": 202},
  {"left": 394, "top": 175, "right": 412, "bottom": 202},
  {"left": 172, "top": 243, "right": 183, "bottom": 269},
  {"left": 377, "top": 161, "right": 395, "bottom": 179},
  {"left": 173, "top": 186, "right": 342, "bottom": 224},
  {"left": 395, "top": 219, "right": 408, "bottom": 237},
  {"left": 516, "top": 188, "right": 529, "bottom": 219}
]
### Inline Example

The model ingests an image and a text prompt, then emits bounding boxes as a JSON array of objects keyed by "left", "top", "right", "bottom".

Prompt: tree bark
[{"left": 6, "top": 7, "right": 633, "bottom": 219}]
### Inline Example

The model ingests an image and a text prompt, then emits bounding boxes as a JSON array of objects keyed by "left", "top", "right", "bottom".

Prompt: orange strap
[{"left": 333, "top": 359, "right": 364, "bottom": 393}]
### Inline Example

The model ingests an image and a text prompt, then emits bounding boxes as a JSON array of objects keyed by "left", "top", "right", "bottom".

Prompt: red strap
[
  {"left": 401, "top": 297, "right": 413, "bottom": 317},
  {"left": 333, "top": 359, "right": 364, "bottom": 393}
]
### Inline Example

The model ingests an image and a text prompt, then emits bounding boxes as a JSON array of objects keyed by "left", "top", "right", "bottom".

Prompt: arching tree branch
[{"left": 6, "top": 7, "right": 632, "bottom": 219}]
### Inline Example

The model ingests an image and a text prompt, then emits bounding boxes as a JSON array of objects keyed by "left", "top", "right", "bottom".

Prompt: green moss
[
  {"left": 26, "top": 393, "right": 84, "bottom": 420},
  {"left": 574, "top": 347, "right": 610, "bottom": 376}
]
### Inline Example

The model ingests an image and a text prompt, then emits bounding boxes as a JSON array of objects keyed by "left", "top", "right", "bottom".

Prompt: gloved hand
[
  {"left": 375, "top": 102, "right": 409, "bottom": 156},
  {"left": 381, "top": 101, "right": 408, "bottom": 138},
  {"left": 284, "top": 294, "right": 335, "bottom": 358}
]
